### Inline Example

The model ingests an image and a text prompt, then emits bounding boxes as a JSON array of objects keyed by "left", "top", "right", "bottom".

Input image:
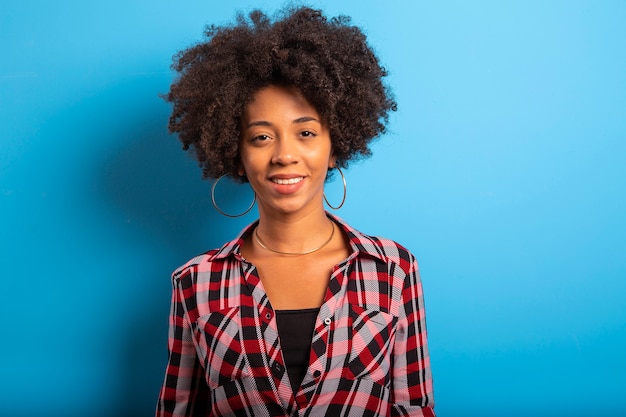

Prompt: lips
[
  {"left": 271, "top": 177, "right": 304, "bottom": 185},
  {"left": 267, "top": 175, "right": 306, "bottom": 195}
]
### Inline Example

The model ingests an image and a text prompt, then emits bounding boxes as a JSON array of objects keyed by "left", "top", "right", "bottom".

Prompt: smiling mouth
[{"left": 271, "top": 177, "right": 304, "bottom": 185}]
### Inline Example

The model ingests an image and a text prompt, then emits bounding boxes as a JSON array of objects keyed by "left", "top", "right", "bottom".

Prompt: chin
[{"left": 263, "top": 199, "right": 319, "bottom": 216}]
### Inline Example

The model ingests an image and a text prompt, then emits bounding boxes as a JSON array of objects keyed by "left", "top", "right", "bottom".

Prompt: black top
[{"left": 275, "top": 308, "right": 320, "bottom": 394}]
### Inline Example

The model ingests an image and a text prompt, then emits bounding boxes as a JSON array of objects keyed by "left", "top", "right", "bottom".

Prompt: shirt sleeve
[
  {"left": 156, "top": 277, "right": 211, "bottom": 417},
  {"left": 390, "top": 255, "right": 436, "bottom": 417}
]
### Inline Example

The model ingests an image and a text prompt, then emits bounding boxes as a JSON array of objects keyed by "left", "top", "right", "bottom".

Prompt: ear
[
  {"left": 328, "top": 151, "right": 337, "bottom": 169},
  {"left": 237, "top": 157, "right": 245, "bottom": 177}
]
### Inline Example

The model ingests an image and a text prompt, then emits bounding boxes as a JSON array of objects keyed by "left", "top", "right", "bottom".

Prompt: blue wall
[{"left": 1, "top": 1, "right": 624, "bottom": 416}]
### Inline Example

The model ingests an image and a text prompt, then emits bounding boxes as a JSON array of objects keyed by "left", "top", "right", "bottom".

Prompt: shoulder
[
  {"left": 332, "top": 214, "right": 418, "bottom": 275},
  {"left": 171, "top": 221, "right": 257, "bottom": 283},
  {"left": 357, "top": 233, "right": 418, "bottom": 274},
  {"left": 171, "top": 249, "right": 222, "bottom": 282}
]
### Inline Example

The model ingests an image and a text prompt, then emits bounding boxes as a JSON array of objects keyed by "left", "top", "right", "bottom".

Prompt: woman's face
[{"left": 239, "top": 85, "right": 335, "bottom": 217}]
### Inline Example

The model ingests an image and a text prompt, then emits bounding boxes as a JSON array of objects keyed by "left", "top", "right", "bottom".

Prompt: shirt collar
[{"left": 208, "top": 212, "right": 387, "bottom": 263}]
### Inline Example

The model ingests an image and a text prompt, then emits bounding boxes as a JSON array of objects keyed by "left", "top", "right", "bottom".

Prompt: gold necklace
[{"left": 254, "top": 221, "right": 335, "bottom": 256}]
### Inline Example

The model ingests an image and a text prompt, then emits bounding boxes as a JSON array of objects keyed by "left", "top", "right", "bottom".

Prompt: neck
[{"left": 255, "top": 207, "right": 332, "bottom": 254}]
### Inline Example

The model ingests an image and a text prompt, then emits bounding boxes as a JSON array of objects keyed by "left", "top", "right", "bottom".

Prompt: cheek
[{"left": 239, "top": 153, "right": 264, "bottom": 177}]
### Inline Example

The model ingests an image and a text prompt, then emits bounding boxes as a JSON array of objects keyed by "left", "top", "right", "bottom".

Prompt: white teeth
[{"left": 272, "top": 177, "right": 303, "bottom": 185}]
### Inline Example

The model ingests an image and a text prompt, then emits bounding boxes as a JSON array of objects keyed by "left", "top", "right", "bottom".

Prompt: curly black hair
[{"left": 165, "top": 6, "right": 396, "bottom": 179}]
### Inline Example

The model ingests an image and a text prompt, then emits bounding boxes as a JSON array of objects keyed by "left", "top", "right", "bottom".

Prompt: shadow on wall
[
  {"left": 90, "top": 77, "right": 255, "bottom": 416},
  {"left": 6, "top": 73, "right": 258, "bottom": 417}
]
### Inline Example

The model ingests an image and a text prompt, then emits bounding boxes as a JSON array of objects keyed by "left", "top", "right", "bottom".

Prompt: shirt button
[
  {"left": 265, "top": 312, "right": 272, "bottom": 320},
  {"left": 313, "top": 370, "right": 321, "bottom": 378},
  {"left": 324, "top": 317, "right": 332, "bottom": 326},
  {"left": 272, "top": 362, "right": 284, "bottom": 376}
]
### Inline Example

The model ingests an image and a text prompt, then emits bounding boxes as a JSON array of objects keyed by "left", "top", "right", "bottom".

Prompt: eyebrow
[{"left": 245, "top": 116, "right": 321, "bottom": 128}]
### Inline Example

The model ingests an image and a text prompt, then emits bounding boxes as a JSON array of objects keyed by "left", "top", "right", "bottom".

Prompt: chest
[
  {"left": 252, "top": 256, "right": 335, "bottom": 309},
  {"left": 191, "top": 285, "right": 399, "bottom": 409}
]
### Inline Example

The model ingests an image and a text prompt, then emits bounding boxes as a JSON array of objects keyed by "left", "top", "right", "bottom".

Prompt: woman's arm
[
  {"left": 391, "top": 256, "right": 435, "bottom": 417},
  {"left": 156, "top": 279, "right": 210, "bottom": 417}
]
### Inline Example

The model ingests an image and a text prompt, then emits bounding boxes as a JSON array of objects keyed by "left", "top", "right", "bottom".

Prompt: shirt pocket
[
  {"left": 347, "top": 304, "right": 398, "bottom": 387},
  {"left": 193, "top": 307, "right": 253, "bottom": 390}
]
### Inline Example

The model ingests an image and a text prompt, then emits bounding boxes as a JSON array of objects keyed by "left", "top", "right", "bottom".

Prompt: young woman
[{"left": 156, "top": 7, "right": 435, "bottom": 417}]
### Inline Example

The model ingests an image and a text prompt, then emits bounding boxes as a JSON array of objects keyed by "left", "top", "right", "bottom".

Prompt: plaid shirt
[{"left": 156, "top": 214, "right": 435, "bottom": 417}]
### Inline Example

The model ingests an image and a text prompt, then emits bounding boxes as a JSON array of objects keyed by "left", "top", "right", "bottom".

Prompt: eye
[
  {"left": 251, "top": 134, "right": 270, "bottom": 142},
  {"left": 300, "top": 130, "right": 317, "bottom": 138}
]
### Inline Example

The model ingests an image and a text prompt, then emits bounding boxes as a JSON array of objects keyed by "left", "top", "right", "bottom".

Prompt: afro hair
[{"left": 165, "top": 6, "right": 396, "bottom": 179}]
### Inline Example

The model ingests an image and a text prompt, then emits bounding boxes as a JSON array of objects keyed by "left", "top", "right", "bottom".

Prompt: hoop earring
[
  {"left": 324, "top": 166, "right": 347, "bottom": 210},
  {"left": 211, "top": 175, "right": 256, "bottom": 218}
]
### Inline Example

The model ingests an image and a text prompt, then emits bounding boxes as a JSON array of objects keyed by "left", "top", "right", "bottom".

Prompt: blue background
[{"left": 1, "top": 1, "right": 625, "bottom": 416}]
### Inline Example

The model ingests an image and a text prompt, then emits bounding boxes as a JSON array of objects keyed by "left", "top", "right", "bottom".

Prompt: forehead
[{"left": 243, "top": 85, "right": 321, "bottom": 121}]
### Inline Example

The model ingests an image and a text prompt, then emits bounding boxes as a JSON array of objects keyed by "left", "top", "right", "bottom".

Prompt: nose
[{"left": 271, "top": 137, "right": 299, "bottom": 165}]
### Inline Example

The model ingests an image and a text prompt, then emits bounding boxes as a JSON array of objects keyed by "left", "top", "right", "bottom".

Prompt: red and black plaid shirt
[{"left": 156, "top": 214, "right": 435, "bottom": 417}]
